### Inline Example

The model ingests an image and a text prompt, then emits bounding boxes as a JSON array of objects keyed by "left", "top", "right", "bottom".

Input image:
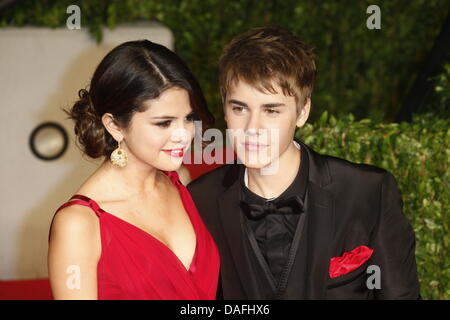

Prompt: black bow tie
[{"left": 240, "top": 195, "right": 305, "bottom": 221}]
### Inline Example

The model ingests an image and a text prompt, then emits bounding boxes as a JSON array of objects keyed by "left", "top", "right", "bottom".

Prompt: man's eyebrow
[
  {"left": 262, "top": 103, "right": 285, "bottom": 108},
  {"left": 228, "top": 100, "right": 285, "bottom": 108},
  {"left": 228, "top": 99, "right": 248, "bottom": 107}
]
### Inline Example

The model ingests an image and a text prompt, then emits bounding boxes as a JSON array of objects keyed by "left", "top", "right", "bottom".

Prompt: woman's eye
[
  {"left": 185, "top": 113, "right": 198, "bottom": 122},
  {"left": 155, "top": 120, "right": 171, "bottom": 128}
]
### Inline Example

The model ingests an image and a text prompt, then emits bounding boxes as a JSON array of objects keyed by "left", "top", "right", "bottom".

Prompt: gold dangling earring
[{"left": 110, "top": 140, "right": 128, "bottom": 167}]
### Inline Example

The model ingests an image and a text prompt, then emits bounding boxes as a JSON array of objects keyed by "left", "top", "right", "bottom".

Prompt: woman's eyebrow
[{"left": 151, "top": 116, "right": 177, "bottom": 120}]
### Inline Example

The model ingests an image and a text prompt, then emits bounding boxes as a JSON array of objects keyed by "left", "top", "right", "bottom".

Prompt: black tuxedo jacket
[{"left": 187, "top": 141, "right": 420, "bottom": 299}]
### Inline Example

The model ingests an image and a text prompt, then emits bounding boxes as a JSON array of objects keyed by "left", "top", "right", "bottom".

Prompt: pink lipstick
[{"left": 162, "top": 148, "right": 185, "bottom": 158}]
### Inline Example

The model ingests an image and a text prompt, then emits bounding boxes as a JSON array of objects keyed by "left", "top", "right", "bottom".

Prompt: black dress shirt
[{"left": 240, "top": 142, "right": 309, "bottom": 288}]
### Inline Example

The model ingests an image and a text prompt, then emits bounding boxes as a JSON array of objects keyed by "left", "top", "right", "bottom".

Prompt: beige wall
[{"left": 0, "top": 23, "right": 173, "bottom": 280}]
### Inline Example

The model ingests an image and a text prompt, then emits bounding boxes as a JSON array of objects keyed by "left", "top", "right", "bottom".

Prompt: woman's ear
[
  {"left": 101, "top": 113, "right": 124, "bottom": 142},
  {"left": 296, "top": 98, "right": 311, "bottom": 128}
]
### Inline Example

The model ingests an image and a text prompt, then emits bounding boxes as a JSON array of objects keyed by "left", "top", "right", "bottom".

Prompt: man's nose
[{"left": 245, "top": 112, "right": 262, "bottom": 135}]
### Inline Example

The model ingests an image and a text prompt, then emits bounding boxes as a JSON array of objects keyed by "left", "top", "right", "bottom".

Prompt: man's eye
[
  {"left": 232, "top": 105, "right": 245, "bottom": 112},
  {"left": 155, "top": 120, "right": 171, "bottom": 128},
  {"left": 265, "top": 108, "right": 279, "bottom": 114}
]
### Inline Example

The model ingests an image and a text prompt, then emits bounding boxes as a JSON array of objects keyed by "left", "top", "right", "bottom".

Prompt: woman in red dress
[{"left": 48, "top": 40, "right": 219, "bottom": 299}]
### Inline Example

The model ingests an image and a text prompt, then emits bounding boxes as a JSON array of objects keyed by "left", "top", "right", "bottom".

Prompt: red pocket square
[{"left": 329, "top": 245, "right": 374, "bottom": 279}]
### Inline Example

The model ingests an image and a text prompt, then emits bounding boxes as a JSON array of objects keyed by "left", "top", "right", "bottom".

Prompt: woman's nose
[{"left": 171, "top": 127, "right": 190, "bottom": 143}]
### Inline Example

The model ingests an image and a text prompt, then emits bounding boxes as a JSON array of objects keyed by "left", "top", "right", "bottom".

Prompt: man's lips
[
  {"left": 241, "top": 142, "right": 269, "bottom": 152},
  {"left": 161, "top": 148, "right": 185, "bottom": 158}
]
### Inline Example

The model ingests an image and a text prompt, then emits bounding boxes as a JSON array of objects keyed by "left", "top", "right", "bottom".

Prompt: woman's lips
[{"left": 162, "top": 148, "right": 185, "bottom": 158}]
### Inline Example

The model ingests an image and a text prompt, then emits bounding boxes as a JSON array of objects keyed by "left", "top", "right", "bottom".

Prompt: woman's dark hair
[{"left": 67, "top": 40, "right": 214, "bottom": 158}]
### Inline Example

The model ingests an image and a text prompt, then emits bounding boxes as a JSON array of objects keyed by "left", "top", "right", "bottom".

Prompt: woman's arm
[{"left": 48, "top": 206, "right": 101, "bottom": 299}]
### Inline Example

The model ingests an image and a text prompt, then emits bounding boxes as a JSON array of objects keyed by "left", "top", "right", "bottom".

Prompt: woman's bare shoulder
[
  {"left": 49, "top": 203, "right": 100, "bottom": 245},
  {"left": 48, "top": 203, "right": 101, "bottom": 299}
]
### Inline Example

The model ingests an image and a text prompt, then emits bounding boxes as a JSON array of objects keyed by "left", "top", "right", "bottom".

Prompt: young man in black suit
[{"left": 187, "top": 27, "right": 420, "bottom": 299}]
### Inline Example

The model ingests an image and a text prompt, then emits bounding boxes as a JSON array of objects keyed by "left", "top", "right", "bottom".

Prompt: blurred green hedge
[
  {"left": 425, "top": 63, "right": 450, "bottom": 118},
  {"left": 1, "top": 0, "right": 449, "bottom": 124},
  {"left": 296, "top": 111, "right": 449, "bottom": 300}
]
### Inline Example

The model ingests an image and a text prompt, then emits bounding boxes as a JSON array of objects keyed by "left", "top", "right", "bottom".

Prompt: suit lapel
[
  {"left": 303, "top": 181, "right": 334, "bottom": 299},
  {"left": 217, "top": 164, "right": 260, "bottom": 299},
  {"left": 291, "top": 140, "right": 335, "bottom": 299}
]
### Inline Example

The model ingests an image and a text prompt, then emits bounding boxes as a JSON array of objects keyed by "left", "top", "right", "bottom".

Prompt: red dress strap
[
  {"left": 164, "top": 170, "right": 183, "bottom": 187},
  {"left": 49, "top": 195, "right": 104, "bottom": 243},
  {"left": 54, "top": 194, "right": 104, "bottom": 217}
]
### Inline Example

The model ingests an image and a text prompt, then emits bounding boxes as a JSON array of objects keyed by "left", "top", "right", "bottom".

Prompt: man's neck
[{"left": 246, "top": 141, "right": 301, "bottom": 199}]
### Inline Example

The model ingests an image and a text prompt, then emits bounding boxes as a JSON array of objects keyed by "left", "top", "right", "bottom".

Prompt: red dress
[{"left": 51, "top": 171, "right": 220, "bottom": 300}]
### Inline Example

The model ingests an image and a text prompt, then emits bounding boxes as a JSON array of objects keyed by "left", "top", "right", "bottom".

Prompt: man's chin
[{"left": 238, "top": 157, "right": 276, "bottom": 170}]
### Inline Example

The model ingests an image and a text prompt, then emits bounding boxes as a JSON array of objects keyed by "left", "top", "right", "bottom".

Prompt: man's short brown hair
[{"left": 219, "top": 26, "right": 316, "bottom": 109}]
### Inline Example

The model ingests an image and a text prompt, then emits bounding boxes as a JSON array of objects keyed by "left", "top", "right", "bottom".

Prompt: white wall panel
[{"left": 0, "top": 23, "right": 173, "bottom": 279}]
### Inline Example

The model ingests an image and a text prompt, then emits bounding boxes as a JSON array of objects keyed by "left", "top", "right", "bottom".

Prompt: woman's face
[{"left": 122, "top": 87, "right": 195, "bottom": 172}]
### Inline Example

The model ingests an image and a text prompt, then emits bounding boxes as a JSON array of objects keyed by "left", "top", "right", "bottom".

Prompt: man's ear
[
  {"left": 222, "top": 96, "right": 228, "bottom": 122},
  {"left": 223, "top": 107, "right": 228, "bottom": 122},
  {"left": 101, "top": 113, "right": 124, "bottom": 142},
  {"left": 296, "top": 98, "right": 311, "bottom": 128}
]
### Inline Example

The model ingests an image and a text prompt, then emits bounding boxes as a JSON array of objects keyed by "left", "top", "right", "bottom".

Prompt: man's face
[{"left": 224, "top": 79, "right": 310, "bottom": 170}]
